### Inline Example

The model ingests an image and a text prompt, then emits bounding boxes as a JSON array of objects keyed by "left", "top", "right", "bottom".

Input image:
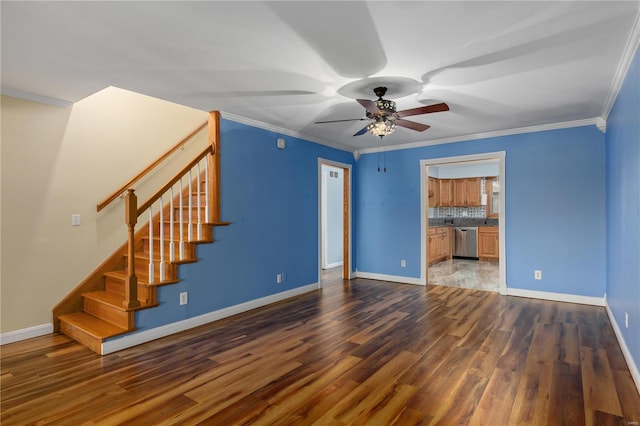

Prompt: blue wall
[
  {"left": 356, "top": 125, "right": 607, "bottom": 297},
  {"left": 130, "top": 119, "right": 354, "bottom": 332},
  {"left": 606, "top": 45, "right": 640, "bottom": 369}
]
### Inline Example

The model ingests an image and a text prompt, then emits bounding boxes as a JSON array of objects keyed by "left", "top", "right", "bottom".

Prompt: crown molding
[
  {"left": 601, "top": 10, "right": 640, "bottom": 120},
  {"left": 220, "top": 111, "right": 354, "bottom": 153},
  {"left": 1, "top": 88, "right": 72, "bottom": 108},
  {"left": 357, "top": 117, "right": 601, "bottom": 155}
]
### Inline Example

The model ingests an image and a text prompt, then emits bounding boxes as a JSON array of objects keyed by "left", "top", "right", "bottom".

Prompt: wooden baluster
[
  {"left": 148, "top": 207, "right": 154, "bottom": 284},
  {"left": 159, "top": 195, "right": 165, "bottom": 282},
  {"left": 208, "top": 111, "right": 220, "bottom": 223},
  {"left": 169, "top": 186, "right": 175, "bottom": 262},
  {"left": 204, "top": 158, "right": 210, "bottom": 224},
  {"left": 124, "top": 190, "right": 140, "bottom": 309},
  {"left": 188, "top": 170, "right": 193, "bottom": 241},
  {"left": 197, "top": 162, "right": 202, "bottom": 239},
  {"left": 179, "top": 179, "right": 184, "bottom": 260}
]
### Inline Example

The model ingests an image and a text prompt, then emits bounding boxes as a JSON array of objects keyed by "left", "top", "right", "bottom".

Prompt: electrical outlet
[
  {"left": 625, "top": 312, "right": 629, "bottom": 329},
  {"left": 277, "top": 273, "right": 282, "bottom": 284},
  {"left": 71, "top": 214, "right": 81, "bottom": 226},
  {"left": 179, "top": 292, "right": 188, "bottom": 305},
  {"left": 534, "top": 270, "right": 542, "bottom": 280},
  {"left": 401, "top": 260, "right": 406, "bottom": 267}
]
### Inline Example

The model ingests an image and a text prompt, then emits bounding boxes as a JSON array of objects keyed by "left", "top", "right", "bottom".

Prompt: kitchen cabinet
[
  {"left": 428, "top": 177, "right": 440, "bottom": 207},
  {"left": 428, "top": 226, "right": 451, "bottom": 266},
  {"left": 439, "top": 179, "right": 454, "bottom": 207},
  {"left": 453, "top": 178, "right": 481, "bottom": 207},
  {"left": 478, "top": 226, "right": 499, "bottom": 262}
]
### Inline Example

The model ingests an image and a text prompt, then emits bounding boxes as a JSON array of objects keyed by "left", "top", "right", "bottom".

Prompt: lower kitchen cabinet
[
  {"left": 428, "top": 226, "right": 451, "bottom": 266},
  {"left": 478, "top": 226, "right": 499, "bottom": 261}
]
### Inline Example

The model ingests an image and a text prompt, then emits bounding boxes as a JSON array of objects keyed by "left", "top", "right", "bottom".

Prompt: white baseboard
[
  {"left": 102, "top": 283, "right": 318, "bottom": 355},
  {"left": 605, "top": 301, "right": 640, "bottom": 395},
  {"left": 506, "top": 288, "right": 605, "bottom": 306},
  {"left": 323, "top": 261, "right": 343, "bottom": 270},
  {"left": 0, "top": 323, "right": 53, "bottom": 345},
  {"left": 353, "top": 271, "right": 424, "bottom": 286}
]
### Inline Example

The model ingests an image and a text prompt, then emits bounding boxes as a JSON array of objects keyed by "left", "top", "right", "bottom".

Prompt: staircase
[{"left": 55, "top": 111, "right": 227, "bottom": 355}]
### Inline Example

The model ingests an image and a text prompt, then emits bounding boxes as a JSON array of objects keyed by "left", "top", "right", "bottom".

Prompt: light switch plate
[{"left": 71, "top": 214, "right": 81, "bottom": 226}]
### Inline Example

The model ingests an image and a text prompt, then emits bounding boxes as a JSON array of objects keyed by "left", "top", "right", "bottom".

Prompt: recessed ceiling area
[{"left": 2, "top": 1, "right": 638, "bottom": 152}]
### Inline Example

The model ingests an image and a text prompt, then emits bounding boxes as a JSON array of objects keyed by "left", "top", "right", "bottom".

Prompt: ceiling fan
[{"left": 315, "top": 86, "right": 449, "bottom": 138}]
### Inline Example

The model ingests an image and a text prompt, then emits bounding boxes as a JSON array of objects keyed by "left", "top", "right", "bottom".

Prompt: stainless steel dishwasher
[{"left": 453, "top": 227, "right": 478, "bottom": 259}]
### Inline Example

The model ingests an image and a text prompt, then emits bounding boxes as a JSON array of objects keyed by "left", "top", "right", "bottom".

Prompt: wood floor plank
[
  {"left": 507, "top": 366, "right": 554, "bottom": 425},
  {"left": 468, "top": 368, "right": 520, "bottom": 426},
  {"left": 580, "top": 345, "right": 624, "bottom": 423},
  {"left": 547, "top": 361, "right": 585, "bottom": 425},
  {"left": 318, "top": 351, "right": 420, "bottom": 424},
  {"left": 1, "top": 269, "right": 639, "bottom": 425}
]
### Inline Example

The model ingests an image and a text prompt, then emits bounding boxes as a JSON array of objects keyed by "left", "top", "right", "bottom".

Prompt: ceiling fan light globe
[{"left": 367, "top": 120, "right": 396, "bottom": 137}]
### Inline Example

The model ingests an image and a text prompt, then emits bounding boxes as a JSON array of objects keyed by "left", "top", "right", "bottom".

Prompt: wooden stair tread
[
  {"left": 59, "top": 312, "right": 130, "bottom": 340},
  {"left": 124, "top": 251, "right": 197, "bottom": 264},
  {"left": 103, "top": 270, "right": 180, "bottom": 286},
  {"left": 83, "top": 290, "right": 158, "bottom": 311}
]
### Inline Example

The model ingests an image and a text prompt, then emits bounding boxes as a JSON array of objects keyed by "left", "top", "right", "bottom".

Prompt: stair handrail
[
  {"left": 136, "top": 145, "right": 212, "bottom": 216},
  {"left": 122, "top": 111, "right": 220, "bottom": 306},
  {"left": 96, "top": 121, "right": 208, "bottom": 212}
]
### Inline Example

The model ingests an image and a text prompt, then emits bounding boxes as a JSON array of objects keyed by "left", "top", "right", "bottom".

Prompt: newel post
[
  {"left": 123, "top": 189, "right": 140, "bottom": 309},
  {"left": 208, "top": 111, "right": 221, "bottom": 223}
]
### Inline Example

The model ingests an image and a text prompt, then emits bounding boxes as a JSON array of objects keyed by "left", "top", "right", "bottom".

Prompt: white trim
[
  {"left": 221, "top": 111, "right": 354, "bottom": 153},
  {"left": 323, "top": 261, "right": 344, "bottom": 269},
  {"left": 0, "top": 323, "right": 54, "bottom": 345},
  {"left": 359, "top": 118, "right": 600, "bottom": 154},
  {"left": 605, "top": 300, "right": 640, "bottom": 395},
  {"left": 601, "top": 10, "right": 640, "bottom": 120},
  {"left": 421, "top": 151, "right": 507, "bottom": 294},
  {"left": 353, "top": 271, "right": 424, "bottom": 286},
  {"left": 102, "top": 283, "right": 318, "bottom": 355},
  {"left": 506, "top": 288, "right": 605, "bottom": 306},
  {"left": 318, "top": 159, "right": 353, "bottom": 284},
  {"left": 596, "top": 117, "right": 607, "bottom": 133}
]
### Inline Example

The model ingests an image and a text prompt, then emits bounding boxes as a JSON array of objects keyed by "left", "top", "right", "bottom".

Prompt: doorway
[
  {"left": 318, "top": 159, "right": 352, "bottom": 286},
  {"left": 421, "top": 152, "right": 506, "bottom": 294}
]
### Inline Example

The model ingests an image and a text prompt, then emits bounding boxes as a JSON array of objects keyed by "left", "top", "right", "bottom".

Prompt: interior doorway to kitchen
[
  {"left": 421, "top": 152, "right": 506, "bottom": 294},
  {"left": 318, "top": 159, "right": 352, "bottom": 286}
]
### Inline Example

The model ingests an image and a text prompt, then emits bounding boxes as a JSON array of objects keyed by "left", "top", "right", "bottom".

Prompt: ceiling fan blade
[
  {"left": 315, "top": 118, "right": 367, "bottom": 124},
  {"left": 396, "top": 103, "right": 449, "bottom": 118},
  {"left": 357, "top": 99, "right": 380, "bottom": 115},
  {"left": 395, "top": 119, "right": 431, "bottom": 132},
  {"left": 353, "top": 125, "right": 370, "bottom": 136}
]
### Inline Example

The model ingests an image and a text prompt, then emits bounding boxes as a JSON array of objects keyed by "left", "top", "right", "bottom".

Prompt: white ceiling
[{"left": 2, "top": 1, "right": 639, "bottom": 152}]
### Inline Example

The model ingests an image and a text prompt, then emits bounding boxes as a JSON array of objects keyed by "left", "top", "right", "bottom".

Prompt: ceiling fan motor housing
[{"left": 375, "top": 99, "right": 396, "bottom": 114}]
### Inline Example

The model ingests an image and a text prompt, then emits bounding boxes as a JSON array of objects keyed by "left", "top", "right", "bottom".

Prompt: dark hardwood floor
[{"left": 2, "top": 269, "right": 639, "bottom": 425}]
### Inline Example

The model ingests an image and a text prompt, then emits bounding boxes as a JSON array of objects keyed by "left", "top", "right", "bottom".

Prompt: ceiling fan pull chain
[{"left": 384, "top": 149, "right": 387, "bottom": 173}]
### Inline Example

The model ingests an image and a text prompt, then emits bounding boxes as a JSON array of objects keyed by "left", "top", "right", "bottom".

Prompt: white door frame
[
  {"left": 318, "top": 158, "right": 352, "bottom": 286},
  {"left": 420, "top": 151, "right": 507, "bottom": 294}
]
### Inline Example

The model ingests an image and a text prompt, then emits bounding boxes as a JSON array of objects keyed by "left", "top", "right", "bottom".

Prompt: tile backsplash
[{"left": 433, "top": 206, "right": 486, "bottom": 218}]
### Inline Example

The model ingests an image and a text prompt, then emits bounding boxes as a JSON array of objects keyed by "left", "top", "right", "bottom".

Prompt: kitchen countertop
[{"left": 429, "top": 218, "right": 499, "bottom": 227}]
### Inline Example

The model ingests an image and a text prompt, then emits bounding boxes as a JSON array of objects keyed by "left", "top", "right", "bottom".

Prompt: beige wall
[{"left": 1, "top": 87, "right": 208, "bottom": 333}]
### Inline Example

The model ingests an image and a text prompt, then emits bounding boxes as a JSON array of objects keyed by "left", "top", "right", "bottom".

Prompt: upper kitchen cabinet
[
  {"left": 428, "top": 177, "right": 440, "bottom": 207},
  {"left": 486, "top": 177, "right": 500, "bottom": 217},
  {"left": 453, "top": 178, "right": 481, "bottom": 207},
  {"left": 439, "top": 179, "right": 454, "bottom": 207}
]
